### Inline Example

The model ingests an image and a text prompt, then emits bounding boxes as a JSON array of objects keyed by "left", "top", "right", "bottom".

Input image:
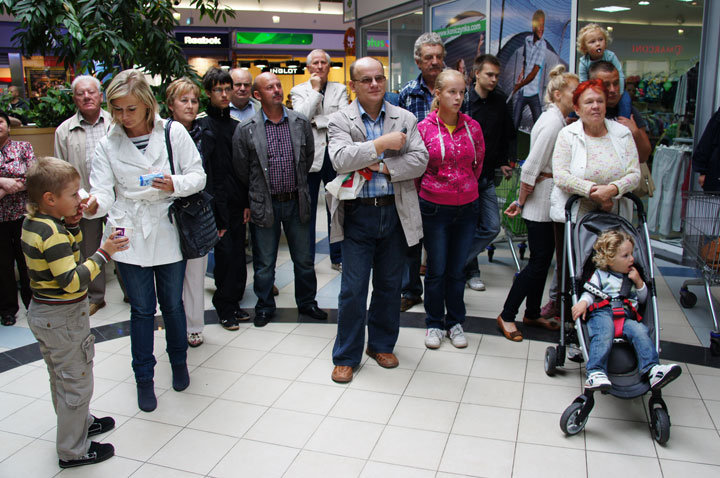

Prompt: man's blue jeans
[
  {"left": 307, "top": 148, "right": 342, "bottom": 264},
  {"left": 116, "top": 260, "right": 188, "bottom": 384},
  {"left": 586, "top": 308, "right": 658, "bottom": 376},
  {"left": 464, "top": 177, "right": 501, "bottom": 279},
  {"left": 421, "top": 198, "right": 479, "bottom": 330},
  {"left": 332, "top": 201, "right": 406, "bottom": 367},
  {"left": 250, "top": 198, "right": 317, "bottom": 314}
]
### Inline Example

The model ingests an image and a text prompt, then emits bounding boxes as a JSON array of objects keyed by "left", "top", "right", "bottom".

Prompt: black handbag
[{"left": 165, "top": 119, "right": 219, "bottom": 259}]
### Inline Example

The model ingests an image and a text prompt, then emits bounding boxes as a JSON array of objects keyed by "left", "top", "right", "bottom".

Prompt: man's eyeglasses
[
  {"left": 211, "top": 87, "right": 232, "bottom": 95},
  {"left": 353, "top": 75, "right": 386, "bottom": 85}
]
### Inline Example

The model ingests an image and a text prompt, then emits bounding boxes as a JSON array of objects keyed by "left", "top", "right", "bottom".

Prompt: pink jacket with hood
[{"left": 417, "top": 110, "right": 485, "bottom": 206}]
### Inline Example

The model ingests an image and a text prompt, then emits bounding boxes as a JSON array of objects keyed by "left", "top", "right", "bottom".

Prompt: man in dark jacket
[
  {"left": 464, "top": 54, "right": 516, "bottom": 291},
  {"left": 197, "top": 67, "right": 249, "bottom": 330},
  {"left": 693, "top": 107, "right": 720, "bottom": 191},
  {"left": 233, "top": 72, "right": 327, "bottom": 327}
]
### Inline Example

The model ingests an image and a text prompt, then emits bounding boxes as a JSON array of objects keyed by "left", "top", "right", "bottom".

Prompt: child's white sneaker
[
  {"left": 648, "top": 363, "right": 682, "bottom": 390},
  {"left": 585, "top": 371, "right": 612, "bottom": 391},
  {"left": 425, "top": 328, "right": 443, "bottom": 349},
  {"left": 447, "top": 324, "right": 468, "bottom": 348}
]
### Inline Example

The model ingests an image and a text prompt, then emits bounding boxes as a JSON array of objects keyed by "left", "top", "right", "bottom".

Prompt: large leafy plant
[{"left": 26, "top": 86, "right": 76, "bottom": 127}]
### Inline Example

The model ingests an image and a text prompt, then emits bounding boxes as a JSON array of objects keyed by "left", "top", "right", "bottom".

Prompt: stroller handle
[{"left": 564, "top": 192, "right": 646, "bottom": 222}]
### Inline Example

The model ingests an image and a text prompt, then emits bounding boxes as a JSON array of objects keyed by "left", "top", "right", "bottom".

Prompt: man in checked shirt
[{"left": 233, "top": 72, "right": 328, "bottom": 327}]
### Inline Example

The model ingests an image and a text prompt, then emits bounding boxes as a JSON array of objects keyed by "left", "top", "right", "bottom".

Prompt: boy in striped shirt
[{"left": 21, "top": 157, "right": 128, "bottom": 468}]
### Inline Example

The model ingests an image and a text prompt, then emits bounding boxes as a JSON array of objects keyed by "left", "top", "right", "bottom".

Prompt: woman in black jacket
[{"left": 693, "top": 107, "right": 720, "bottom": 191}]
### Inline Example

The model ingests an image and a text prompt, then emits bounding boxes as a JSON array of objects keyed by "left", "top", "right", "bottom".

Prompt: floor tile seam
[
  {"left": 658, "top": 456, "right": 720, "bottom": 468},
  {"left": 0, "top": 386, "right": 52, "bottom": 401}
]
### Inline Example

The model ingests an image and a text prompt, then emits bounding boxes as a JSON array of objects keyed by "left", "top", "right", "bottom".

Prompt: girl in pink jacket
[{"left": 417, "top": 69, "right": 484, "bottom": 350}]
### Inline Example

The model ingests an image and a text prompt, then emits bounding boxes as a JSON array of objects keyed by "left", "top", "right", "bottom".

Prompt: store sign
[
  {"left": 175, "top": 33, "right": 229, "bottom": 48},
  {"left": 434, "top": 19, "right": 486, "bottom": 38},
  {"left": 269, "top": 66, "right": 300, "bottom": 75},
  {"left": 367, "top": 36, "right": 389, "bottom": 48},
  {"left": 632, "top": 44, "right": 684, "bottom": 56},
  {"left": 236, "top": 32, "right": 313, "bottom": 45}
]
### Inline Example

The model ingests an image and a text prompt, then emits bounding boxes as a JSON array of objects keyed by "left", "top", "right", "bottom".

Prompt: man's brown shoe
[
  {"left": 331, "top": 365, "right": 353, "bottom": 383},
  {"left": 365, "top": 348, "right": 399, "bottom": 368},
  {"left": 272, "top": 285, "right": 279, "bottom": 296},
  {"left": 89, "top": 301, "right": 106, "bottom": 316},
  {"left": 400, "top": 297, "right": 422, "bottom": 312}
]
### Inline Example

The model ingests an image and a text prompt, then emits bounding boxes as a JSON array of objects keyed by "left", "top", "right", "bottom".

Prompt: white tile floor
[{"left": 1, "top": 226, "right": 720, "bottom": 476}]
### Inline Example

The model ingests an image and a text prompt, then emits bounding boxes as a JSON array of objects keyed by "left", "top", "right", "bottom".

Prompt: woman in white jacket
[{"left": 85, "top": 70, "right": 206, "bottom": 412}]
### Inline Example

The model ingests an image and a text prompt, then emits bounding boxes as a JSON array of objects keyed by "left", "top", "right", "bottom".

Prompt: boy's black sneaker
[
  {"left": 87, "top": 415, "right": 115, "bottom": 437},
  {"left": 58, "top": 441, "right": 114, "bottom": 468},
  {"left": 220, "top": 315, "right": 240, "bottom": 331}
]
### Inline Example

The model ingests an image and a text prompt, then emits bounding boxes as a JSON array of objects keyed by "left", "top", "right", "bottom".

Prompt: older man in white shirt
[{"left": 291, "top": 49, "right": 348, "bottom": 270}]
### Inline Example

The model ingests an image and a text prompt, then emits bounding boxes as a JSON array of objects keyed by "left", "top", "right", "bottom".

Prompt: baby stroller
[{"left": 543, "top": 193, "right": 673, "bottom": 444}]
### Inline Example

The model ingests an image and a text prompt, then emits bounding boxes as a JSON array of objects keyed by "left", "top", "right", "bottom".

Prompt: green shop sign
[
  {"left": 235, "top": 32, "right": 313, "bottom": 45},
  {"left": 433, "top": 19, "right": 485, "bottom": 38}
]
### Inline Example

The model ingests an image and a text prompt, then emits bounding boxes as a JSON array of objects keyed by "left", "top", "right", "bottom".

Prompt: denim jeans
[
  {"left": 464, "top": 177, "right": 501, "bottom": 279},
  {"left": 513, "top": 93, "right": 542, "bottom": 129},
  {"left": 116, "top": 260, "right": 188, "bottom": 384},
  {"left": 250, "top": 198, "right": 317, "bottom": 314},
  {"left": 307, "top": 148, "right": 342, "bottom": 264},
  {"left": 401, "top": 241, "right": 423, "bottom": 300},
  {"left": 332, "top": 201, "right": 406, "bottom": 367},
  {"left": 421, "top": 198, "right": 479, "bottom": 330},
  {"left": 500, "top": 220, "right": 555, "bottom": 322},
  {"left": 586, "top": 308, "right": 658, "bottom": 376}
]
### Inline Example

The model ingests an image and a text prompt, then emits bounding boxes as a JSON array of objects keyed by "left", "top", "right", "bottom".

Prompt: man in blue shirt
[
  {"left": 229, "top": 68, "right": 260, "bottom": 122},
  {"left": 512, "top": 10, "right": 546, "bottom": 128},
  {"left": 397, "top": 32, "right": 445, "bottom": 312}
]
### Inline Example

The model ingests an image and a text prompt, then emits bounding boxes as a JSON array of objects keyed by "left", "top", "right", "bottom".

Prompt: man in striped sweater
[{"left": 21, "top": 157, "right": 127, "bottom": 469}]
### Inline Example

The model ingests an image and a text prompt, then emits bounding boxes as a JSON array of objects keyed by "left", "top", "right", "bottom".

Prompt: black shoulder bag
[{"left": 165, "top": 119, "right": 220, "bottom": 259}]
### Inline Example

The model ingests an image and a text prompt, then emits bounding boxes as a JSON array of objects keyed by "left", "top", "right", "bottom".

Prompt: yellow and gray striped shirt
[{"left": 21, "top": 213, "right": 110, "bottom": 304}]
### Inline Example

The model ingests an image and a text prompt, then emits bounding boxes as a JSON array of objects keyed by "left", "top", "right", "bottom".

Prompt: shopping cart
[
  {"left": 679, "top": 191, "right": 720, "bottom": 355},
  {"left": 488, "top": 167, "right": 527, "bottom": 273}
]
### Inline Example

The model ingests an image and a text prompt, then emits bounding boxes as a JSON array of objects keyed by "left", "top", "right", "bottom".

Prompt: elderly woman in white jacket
[
  {"left": 85, "top": 70, "right": 205, "bottom": 413},
  {"left": 550, "top": 79, "right": 640, "bottom": 223}
]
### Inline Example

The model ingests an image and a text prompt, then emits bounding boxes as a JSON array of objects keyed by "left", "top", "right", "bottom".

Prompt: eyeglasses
[
  {"left": 211, "top": 87, "right": 232, "bottom": 95},
  {"left": 353, "top": 75, "right": 386, "bottom": 85}
]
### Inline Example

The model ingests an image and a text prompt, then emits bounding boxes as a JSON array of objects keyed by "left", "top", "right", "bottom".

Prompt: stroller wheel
[
  {"left": 560, "top": 402, "right": 588, "bottom": 435},
  {"left": 544, "top": 346, "right": 557, "bottom": 376},
  {"left": 679, "top": 289, "right": 697, "bottom": 308},
  {"left": 650, "top": 408, "right": 670, "bottom": 445}
]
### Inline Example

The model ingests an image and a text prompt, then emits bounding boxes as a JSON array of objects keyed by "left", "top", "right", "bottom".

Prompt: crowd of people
[{"left": 0, "top": 28, "right": 705, "bottom": 468}]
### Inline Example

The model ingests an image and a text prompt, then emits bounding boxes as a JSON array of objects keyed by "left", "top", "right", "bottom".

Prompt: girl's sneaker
[
  {"left": 187, "top": 332, "right": 204, "bottom": 347},
  {"left": 447, "top": 324, "right": 468, "bottom": 348},
  {"left": 585, "top": 371, "right": 612, "bottom": 391},
  {"left": 425, "top": 328, "right": 443, "bottom": 349}
]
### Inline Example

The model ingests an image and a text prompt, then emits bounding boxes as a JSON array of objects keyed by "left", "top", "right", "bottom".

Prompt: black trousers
[
  {"left": 212, "top": 212, "right": 247, "bottom": 320},
  {"left": 0, "top": 217, "right": 31, "bottom": 317},
  {"left": 500, "top": 220, "right": 555, "bottom": 322}
]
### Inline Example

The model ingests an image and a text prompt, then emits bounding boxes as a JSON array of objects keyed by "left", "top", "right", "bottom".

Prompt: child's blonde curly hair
[
  {"left": 577, "top": 23, "right": 611, "bottom": 55},
  {"left": 592, "top": 230, "right": 634, "bottom": 271}
]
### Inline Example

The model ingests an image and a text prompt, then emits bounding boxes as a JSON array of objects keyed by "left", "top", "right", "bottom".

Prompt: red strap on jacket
[{"left": 587, "top": 299, "right": 643, "bottom": 338}]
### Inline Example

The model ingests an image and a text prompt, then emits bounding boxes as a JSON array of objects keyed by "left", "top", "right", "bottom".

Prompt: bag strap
[{"left": 165, "top": 119, "right": 175, "bottom": 175}]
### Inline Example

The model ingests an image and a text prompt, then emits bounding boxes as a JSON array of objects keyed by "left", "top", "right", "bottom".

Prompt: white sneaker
[
  {"left": 447, "top": 324, "right": 468, "bottom": 348},
  {"left": 425, "top": 328, "right": 444, "bottom": 349},
  {"left": 648, "top": 363, "right": 682, "bottom": 390},
  {"left": 466, "top": 277, "right": 486, "bottom": 291},
  {"left": 585, "top": 371, "right": 612, "bottom": 391}
]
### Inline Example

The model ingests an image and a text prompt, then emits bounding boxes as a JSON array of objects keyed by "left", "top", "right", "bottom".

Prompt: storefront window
[
  {"left": 578, "top": 0, "right": 704, "bottom": 244},
  {"left": 389, "top": 11, "right": 423, "bottom": 92}
]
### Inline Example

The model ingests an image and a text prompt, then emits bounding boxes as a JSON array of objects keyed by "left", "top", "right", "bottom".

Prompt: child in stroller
[{"left": 571, "top": 229, "right": 682, "bottom": 392}]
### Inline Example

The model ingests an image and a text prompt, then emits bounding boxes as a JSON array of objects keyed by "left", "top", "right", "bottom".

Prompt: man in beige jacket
[
  {"left": 54, "top": 75, "right": 112, "bottom": 315},
  {"left": 327, "top": 57, "right": 429, "bottom": 383}
]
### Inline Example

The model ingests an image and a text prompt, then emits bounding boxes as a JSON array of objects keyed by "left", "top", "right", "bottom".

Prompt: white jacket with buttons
[{"left": 86, "top": 117, "right": 206, "bottom": 266}]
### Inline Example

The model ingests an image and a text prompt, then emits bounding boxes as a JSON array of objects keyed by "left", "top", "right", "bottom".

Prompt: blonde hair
[
  {"left": 592, "top": 230, "right": 634, "bottom": 271},
  {"left": 577, "top": 23, "right": 610, "bottom": 55},
  {"left": 430, "top": 69, "right": 465, "bottom": 112},
  {"left": 544, "top": 64, "right": 579, "bottom": 105},
  {"left": 165, "top": 77, "right": 200, "bottom": 110},
  {"left": 25, "top": 157, "right": 81, "bottom": 216},
  {"left": 106, "top": 69, "right": 158, "bottom": 132}
]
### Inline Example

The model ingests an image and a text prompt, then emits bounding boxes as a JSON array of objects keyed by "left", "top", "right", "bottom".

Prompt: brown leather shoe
[
  {"left": 272, "top": 285, "right": 279, "bottom": 296},
  {"left": 365, "top": 348, "right": 399, "bottom": 368},
  {"left": 400, "top": 296, "right": 422, "bottom": 312},
  {"left": 523, "top": 316, "right": 560, "bottom": 331},
  {"left": 497, "top": 315, "right": 523, "bottom": 342},
  {"left": 331, "top": 365, "right": 353, "bottom": 383},
  {"left": 89, "top": 301, "right": 106, "bottom": 316}
]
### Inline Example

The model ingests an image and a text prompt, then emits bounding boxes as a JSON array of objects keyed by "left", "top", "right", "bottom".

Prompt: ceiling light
[
  {"left": 607, "top": 26, "right": 614, "bottom": 32},
  {"left": 593, "top": 6, "right": 631, "bottom": 12},
  {"left": 254, "top": 60, "right": 268, "bottom": 68},
  {"left": 172, "top": 12, "right": 181, "bottom": 21},
  {"left": 272, "top": 15, "right": 280, "bottom": 23},
  {"left": 331, "top": 62, "right": 343, "bottom": 69},
  {"left": 638, "top": 1, "right": 649, "bottom": 5},
  {"left": 678, "top": 28, "right": 684, "bottom": 34},
  {"left": 239, "top": 61, "right": 252, "bottom": 70}
]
